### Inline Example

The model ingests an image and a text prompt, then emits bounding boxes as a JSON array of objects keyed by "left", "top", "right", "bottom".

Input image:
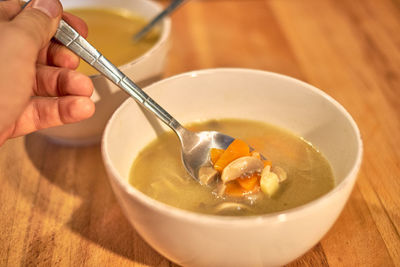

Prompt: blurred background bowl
[
  {"left": 101, "top": 68, "right": 363, "bottom": 266},
  {"left": 39, "top": 0, "right": 171, "bottom": 145}
]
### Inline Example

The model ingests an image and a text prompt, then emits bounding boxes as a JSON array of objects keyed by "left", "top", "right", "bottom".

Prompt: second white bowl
[{"left": 39, "top": 0, "right": 171, "bottom": 145}]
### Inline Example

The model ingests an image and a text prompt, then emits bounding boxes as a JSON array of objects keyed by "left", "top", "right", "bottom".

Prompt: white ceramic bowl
[
  {"left": 39, "top": 0, "right": 171, "bottom": 145},
  {"left": 102, "top": 68, "right": 363, "bottom": 266}
]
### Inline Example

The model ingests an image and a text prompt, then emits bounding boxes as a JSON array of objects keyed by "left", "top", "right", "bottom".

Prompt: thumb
[{"left": 11, "top": 0, "right": 62, "bottom": 53}]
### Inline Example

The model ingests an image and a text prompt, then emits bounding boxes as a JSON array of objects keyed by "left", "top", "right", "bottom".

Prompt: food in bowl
[
  {"left": 203, "top": 139, "right": 288, "bottom": 199},
  {"left": 67, "top": 8, "right": 160, "bottom": 76},
  {"left": 130, "top": 118, "right": 334, "bottom": 216}
]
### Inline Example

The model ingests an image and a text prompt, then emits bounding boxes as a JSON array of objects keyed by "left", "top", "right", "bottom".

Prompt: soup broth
[
  {"left": 130, "top": 119, "right": 335, "bottom": 216},
  {"left": 66, "top": 8, "right": 160, "bottom": 76}
]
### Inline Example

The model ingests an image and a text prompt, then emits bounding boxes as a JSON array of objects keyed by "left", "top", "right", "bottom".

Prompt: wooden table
[{"left": 1, "top": 0, "right": 399, "bottom": 265}]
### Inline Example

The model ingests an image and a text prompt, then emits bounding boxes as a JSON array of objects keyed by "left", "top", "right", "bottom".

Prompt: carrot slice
[
  {"left": 210, "top": 148, "right": 225, "bottom": 165},
  {"left": 237, "top": 173, "right": 260, "bottom": 190},
  {"left": 213, "top": 139, "right": 250, "bottom": 172},
  {"left": 225, "top": 179, "right": 260, "bottom": 197},
  {"left": 224, "top": 181, "right": 247, "bottom": 197}
]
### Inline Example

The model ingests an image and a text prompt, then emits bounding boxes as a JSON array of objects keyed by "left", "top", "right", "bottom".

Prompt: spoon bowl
[{"left": 178, "top": 130, "right": 235, "bottom": 179}]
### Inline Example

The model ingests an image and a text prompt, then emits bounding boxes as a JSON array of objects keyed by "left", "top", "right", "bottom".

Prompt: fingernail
[{"left": 32, "top": 0, "right": 59, "bottom": 18}]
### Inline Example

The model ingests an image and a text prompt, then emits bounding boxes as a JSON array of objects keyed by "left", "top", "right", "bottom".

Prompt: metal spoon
[
  {"left": 19, "top": 0, "right": 232, "bottom": 179},
  {"left": 53, "top": 19, "right": 235, "bottom": 180},
  {"left": 133, "top": 0, "right": 188, "bottom": 42}
]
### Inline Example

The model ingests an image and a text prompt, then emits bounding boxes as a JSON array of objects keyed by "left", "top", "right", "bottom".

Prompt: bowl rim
[
  {"left": 101, "top": 68, "right": 363, "bottom": 225},
  {"left": 67, "top": 0, "right": 172, "bottom": 80}
]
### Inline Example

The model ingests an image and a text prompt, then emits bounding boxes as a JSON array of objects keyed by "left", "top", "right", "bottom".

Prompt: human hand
[{"left": 0, "top": 0, "right": 95, "bottom": 146}]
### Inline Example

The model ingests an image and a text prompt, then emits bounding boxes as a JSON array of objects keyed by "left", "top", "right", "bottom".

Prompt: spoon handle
[{"left": 55, "top": 19, "right": 181, "bottom": 129}]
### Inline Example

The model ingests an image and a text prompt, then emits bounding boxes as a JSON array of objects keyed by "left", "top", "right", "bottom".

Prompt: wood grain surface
[{"left": 1, "top": 0, "right": 400, "bottom": 266}]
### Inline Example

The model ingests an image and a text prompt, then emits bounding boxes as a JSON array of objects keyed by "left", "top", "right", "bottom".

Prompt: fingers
[
  {"left": 34, "top": 65, "right": 93, "bottom": 97},
  {"left": 9, "top": 0, "right": 62, "bottom": 57},
  {"left": 6, "top": 96, "right": 95, "bottom": 139},
  {"left": 0, "top": 0, "right": 63, "bottom": 132},
  {"left": 0, "top": 0, "right": 95, "bottom": 143},
  {"left": 0, "top": 0, "right": 21, "bottom": 21},
  {"left": 44, "top": 42, "right": 81, "bottom": 69},
  {"left": 0, "top": 0, "right": 64, "bottom": 130},
  {"left": 38, "top": 12, "right": 89, "bottom": 68}
]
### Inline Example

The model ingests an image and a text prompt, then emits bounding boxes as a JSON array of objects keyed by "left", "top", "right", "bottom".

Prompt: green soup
[{"left": 130, "top": 119, "right": 335, "bottom": 216}]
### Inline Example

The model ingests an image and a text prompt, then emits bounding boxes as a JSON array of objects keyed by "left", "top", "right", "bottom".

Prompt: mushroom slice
[
  {"left": 214, "top": 202, "right": 251, "bottom": 214},
  {"left": 199, "top": 166, "right": 219, "bottom": 185},
  {"left": 221, "top": 156, "right": 264, "bottom": 184},
  {"left": 272, "top": 166, "right": 287, "bottom": 182}
]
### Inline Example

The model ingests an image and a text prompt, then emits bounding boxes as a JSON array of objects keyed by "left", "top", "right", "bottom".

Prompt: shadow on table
[{"left": 22, "top": 133, "right": 172, "bottom": 266}]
